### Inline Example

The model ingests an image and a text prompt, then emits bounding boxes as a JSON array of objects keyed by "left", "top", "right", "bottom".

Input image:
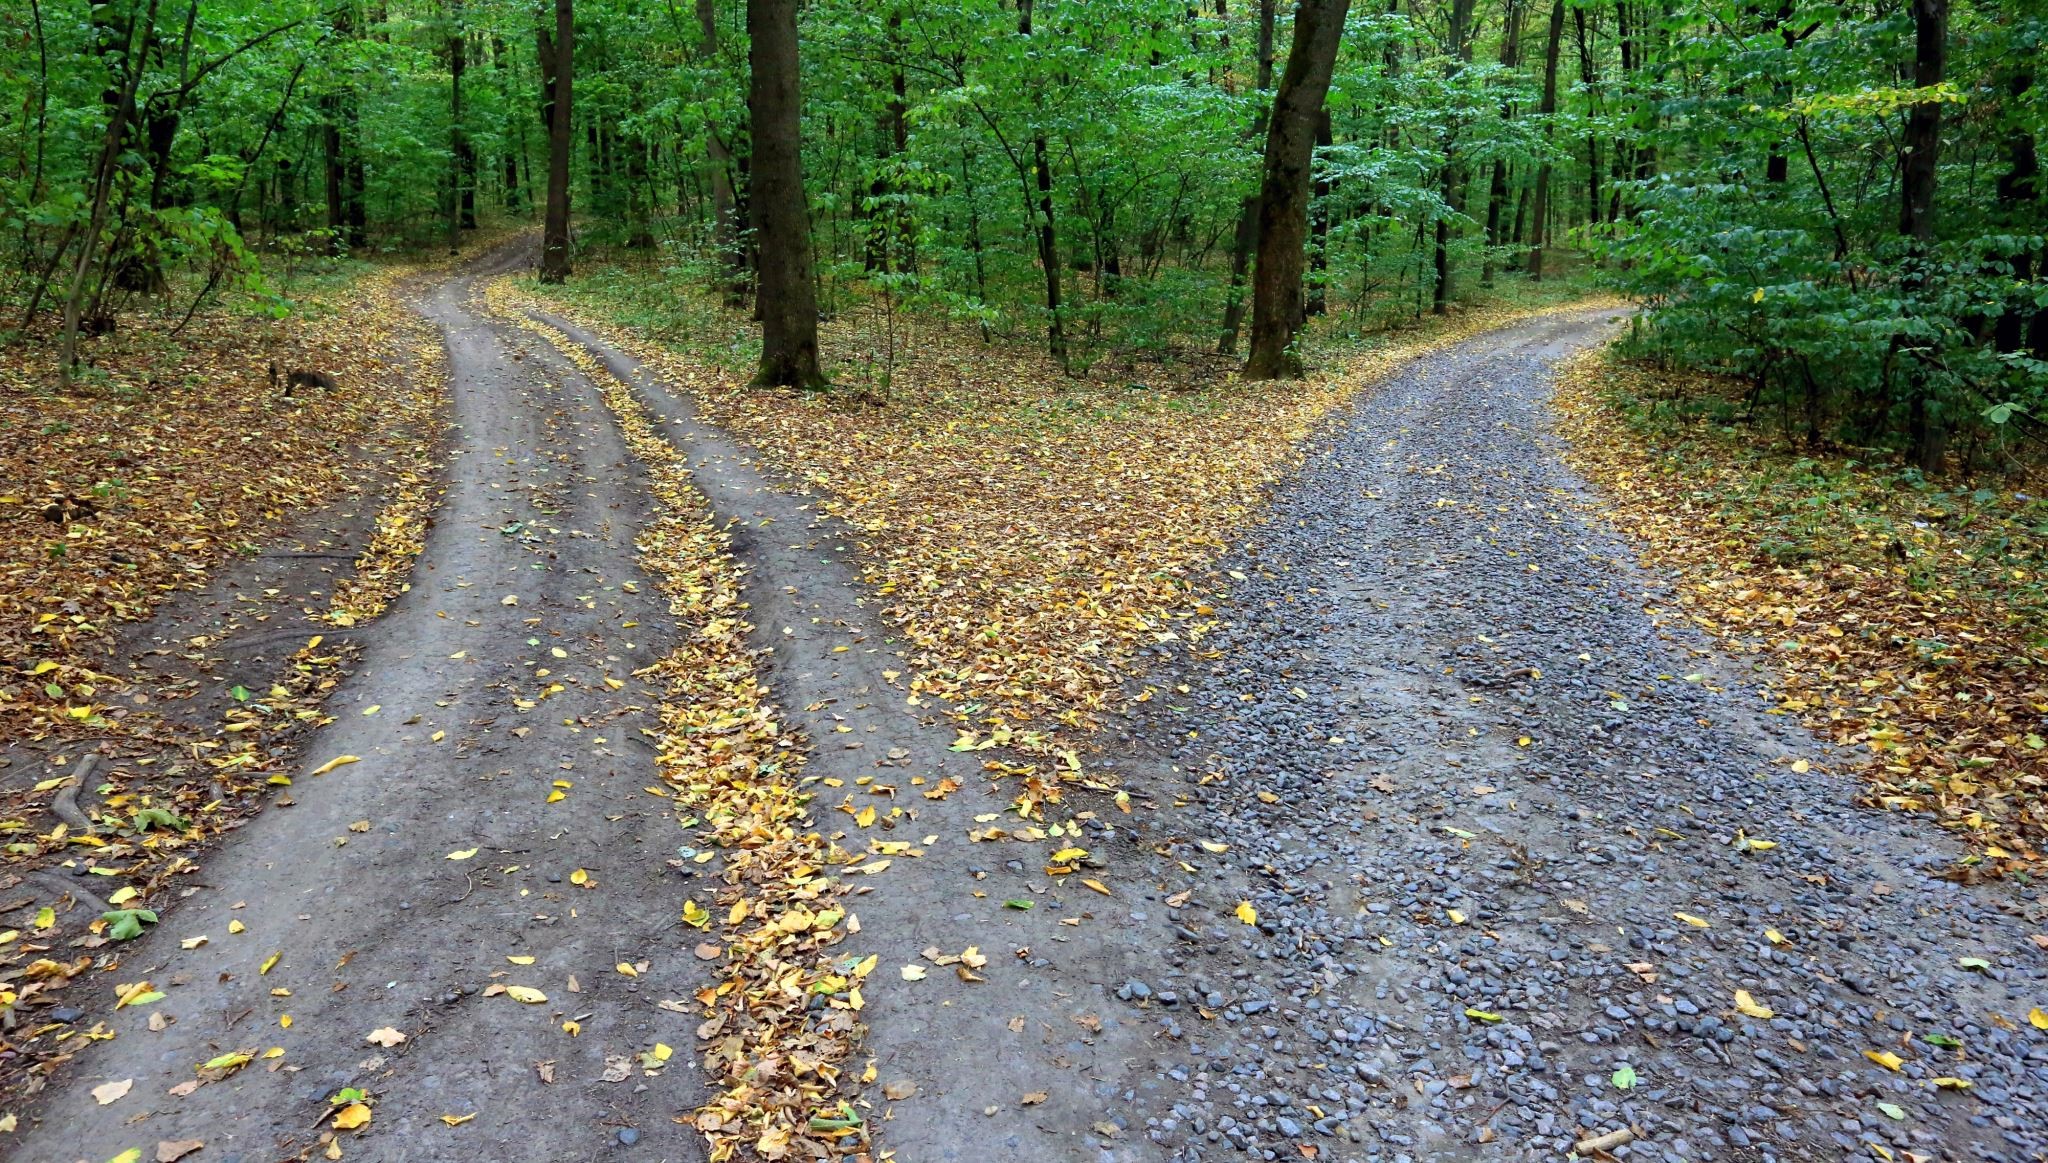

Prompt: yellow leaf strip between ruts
[{"left": 485, "top": 281, "right": 865, "bottom": 1163}]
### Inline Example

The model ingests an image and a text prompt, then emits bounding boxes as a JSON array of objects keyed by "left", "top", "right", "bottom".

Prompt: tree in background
[
  {"left": 1244, "top": 0, "right": 1351, "bottom": 380},
  {"left": 746, "top": 0, "right": 824, "bottom": 388},
  {"left": 539, "top": 0, "right": 573, "bottom": 283}
]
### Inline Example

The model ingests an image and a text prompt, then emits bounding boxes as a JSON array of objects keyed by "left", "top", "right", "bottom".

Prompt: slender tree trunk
[
  {"left": 1306, "top": 107, "right": 1332, "bottom": 315},
  {"left": 539, "top": 0, "right": 573, "bottom": 282},
  {"left": 448, "top": 0, "right": 468, "bottom": 251},
  {"left": 1217, "top": 0, "right": 1277, "bottom": 353},
  {"left": 1243, "top": 0, "right": 1353, "bottom": 379},
  {"left": 1527, "top": 0, "right": 1564, "bottom": 277},
  {"left": 1433, "top": 0, "right": 1475, "bottom": 314},
  {"left": 1994, "top": 71, "right": 2040, "bottom": 354},
  {"left": 747, "top": 0, "right": 825, "bottom": 387},
  {"left": 494, "top": 37, "right": 523, "bottom": 211},
  {"left": 1018, "top": 0, "right": 1066, "bottom": 367},
  {"left": 60, "top": 0, "right": 160, "bottom": 385},
  {"left": 1574, "top": 6, "right": 1600, "bottom": 228},
  {"left": 1482, "top": 0, "right": 1524, "bottom": 285},
  {"left": 1899, "top": 0, "right": 1948, "bottom": 470},
  {"left": 693, "top": 0, "right": 742, "bottom": 301}
]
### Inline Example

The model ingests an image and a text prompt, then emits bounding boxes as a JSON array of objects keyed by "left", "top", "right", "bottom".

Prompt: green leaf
[
  {"left": 101, "top": 908, "right": 159, "bottom": 940},
  {"left": 1003, "top": 899, "right": 1033, "bottom": 910},
  {"left": 1611, "top": 1064, "right": 1637, "bottom": 1090},
  {"left": 1877, "top": 1102, "right": 1906, "bottom": 1120}
]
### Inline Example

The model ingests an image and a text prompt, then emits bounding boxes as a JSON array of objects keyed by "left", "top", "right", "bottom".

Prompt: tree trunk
[
  {"left": 448, "top": 0, "right": 468, "bottom": 251},
  {"left": 1018, "top": 0, "right": 1066, "bottom": 367},
  {"left": 747, "top": 0, "right": 826, "bottom": 388},
  {"left": 1527, "top": 0, "right": 1564, "bottom": 277},
  {"left": 1994, "top": 71, "right": 2040, "bottom": 354},
  {"left": 693, "top": 0, "right": 743, "bottom": 301},
  {"left": 1306, "top": 107, "right": 1332, "bottom": 315},
  {"left": 1243, "top": 0, "right": 1353, "bottom": 379},
  {"left": 1482, "top": 0, "right": 1524, "bottom": 285},
  {"left": 1217, "top": 0, "right": 1277, "bottom": 353},
  {"left": 59, "top": 0, "right": 160, "bottom": 385},
  {"left": 1899, "top": 0, "right": 1948, "bottom": 470},
  {"left": 1433, "top": 0, "right": 1476, "bottom": 314},
  {"left": 539, "top": 0, "right": 573, "bottom": 283}
]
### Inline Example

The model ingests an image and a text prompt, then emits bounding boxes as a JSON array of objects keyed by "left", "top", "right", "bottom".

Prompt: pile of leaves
[
  {"left": 1, "top": 262, "right": 444, "bottom": 737},
  {"left": 529, "top": 269, "right": 1610, "bottom": 763},
  {"left": 1552, "top": 348, "right": 2048, "bottom": 870},
  {"left": 488, "top": 284, "right": 868, "bottom": 1162}
]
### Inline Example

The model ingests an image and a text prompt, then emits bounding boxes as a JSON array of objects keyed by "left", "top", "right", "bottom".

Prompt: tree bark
[
  {"left": 539, "top": 0, "right": 573, "bottom": 282},
  {"left": 448, "top": 0, "right": 469, "bottom": 251},
  {"left": 1018, "top": 0, "right": 1066, "bottom": 367},
  {"left": 1898, "top": 0, "right": 1948, "bottom": 470},
  {"left": 1217, "top": 0, "right": 1277, "bottom": 353},
  {"left": 1243, "top": 0, "right": 1352, "bottom": 379},
  {"left": 1482, "top": 0, "right": 1525, "bottom": 285},
  {"left": 1433, "top": 0, "right": 1476, "bottom": 314},
  {"left": 747, "top": 0, "right": 826, "bottom": 388},
  {"left": 59, "top": 0, "right": 160, "bottom": 384},
  {"left": 1306, "top": 107, "right": 1332, "bottom": 315},
  {"left": 1526, "top": 0, "right": 1564, "bottom": 277},
  {"left": 1994, "top": 71, "right": 2040, "bottom": 354}
]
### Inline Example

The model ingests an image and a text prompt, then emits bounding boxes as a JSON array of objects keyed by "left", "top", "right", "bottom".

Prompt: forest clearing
[{"left": 2, "top": 1, "right": 2044, "bottom": 1162}]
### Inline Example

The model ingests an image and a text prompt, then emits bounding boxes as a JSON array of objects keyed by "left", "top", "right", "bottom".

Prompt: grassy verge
[{"left": 1553, "top": 349, "right": 2048, "bottom": 872}]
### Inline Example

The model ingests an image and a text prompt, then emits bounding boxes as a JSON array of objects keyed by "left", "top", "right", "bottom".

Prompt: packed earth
[{"left": 6, "top": 248, "right": 2045, "bottom": 1163}]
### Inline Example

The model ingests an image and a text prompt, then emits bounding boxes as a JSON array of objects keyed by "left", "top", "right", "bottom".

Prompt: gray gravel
[{"left": 1102, "top": 310, "right": 2048, "bottom": 1163}]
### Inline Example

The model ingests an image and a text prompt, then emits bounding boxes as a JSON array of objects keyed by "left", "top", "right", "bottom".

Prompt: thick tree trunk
[
  {"left": 1527, "top": 0, "right": 1564, "bottom": 277},
  {"left": 747, "top": 0, "right": 826, "bottom": 388},
  {"left": 1243, "top": 0, "right": 1352, "bottom": 379},
  {"left": 539, "top": 0, "right": 573, "bottom": 282},
  {"left": 1217, "top": 0, "right": 1277, "bottom": 353}
]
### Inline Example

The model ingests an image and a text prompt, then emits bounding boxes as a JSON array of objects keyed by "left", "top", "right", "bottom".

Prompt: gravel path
[{"left": 1090, "top": 309, "right": 2048, "bottom": 1163}]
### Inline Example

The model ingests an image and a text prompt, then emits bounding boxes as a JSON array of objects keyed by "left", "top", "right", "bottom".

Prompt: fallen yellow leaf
[
  {"left": 310, "top": 755, "right": 360, "bottom": 776},
  {"left": 1235, "top": 901, "right": 1257, "bottom": 925},
  {"left": 1734, "top": 990, "right": 1773, "bottom": 1019}
]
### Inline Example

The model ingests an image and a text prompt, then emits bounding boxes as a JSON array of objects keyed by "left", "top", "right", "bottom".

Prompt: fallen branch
[
  {"left": 27, "top": 872, "right": 112, "bottom": 918},
  {"left": 47, "top": 753, "right": 99, "bottom": 832},
  {"left": 1573, "top": 1127, "right": 1636, "bottom": 1156}
]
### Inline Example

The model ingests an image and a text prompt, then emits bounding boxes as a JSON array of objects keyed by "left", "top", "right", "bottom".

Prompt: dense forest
[{"left": 2, "top": 0, "right": 2043, "bottom": 462}]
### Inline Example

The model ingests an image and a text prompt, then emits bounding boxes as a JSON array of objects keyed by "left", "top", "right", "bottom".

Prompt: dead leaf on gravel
[
  {"left": 92, "top": 1078, "right": 133, "bottom": 1104},
  {"left": 156, "top": 1141, "right": 204, "bottom": 1163},
  {"left": 1735, "top": 990, "right": 1774, "bottom": 1019},
  {"left": 694, "top": 942, "right": 724, "bottom": 960},
  {"left": 167, "top": 1079, "right": 200, "bottom": 1097},
  {"left": 1021, "top": 1091, "right": 1048, "bottom": 1105},
  {"left": 332, "top": 1102, "right": 372, "bottom": 1130},
  {"left": 366, "top": 1027, "right": 406, "bottom": 1047},
  {"left": 311, "top": 755, "right": 360, "bottom": 775},
  {"left": 602, "top": 1055, "right": 632, "bottom": 1083},
  {"left": 883, "top": 1080, "right": 917, "bottom": 1100},
  {"left": 900, "top": 965, "right": 927, "bottom": 981},
  {"left": 535, "top": 1061, "right": 555, "bottom": 1084}
]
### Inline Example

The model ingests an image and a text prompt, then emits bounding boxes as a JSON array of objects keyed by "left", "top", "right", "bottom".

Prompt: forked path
[{"left": 27, "top": 278, "right": 2045, "bottom": 1163}]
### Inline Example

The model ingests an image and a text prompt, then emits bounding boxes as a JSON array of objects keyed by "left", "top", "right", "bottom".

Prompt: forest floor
[{"left": 5, "top": 241, "right": 2047, "bottom": 1163}]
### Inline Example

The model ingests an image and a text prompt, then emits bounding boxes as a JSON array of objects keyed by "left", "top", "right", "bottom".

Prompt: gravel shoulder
[{"left": 1078, "top": 308, "right": 2048, "bottom": 1163}]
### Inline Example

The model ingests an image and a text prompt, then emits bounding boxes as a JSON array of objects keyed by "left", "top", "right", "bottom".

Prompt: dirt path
[{"left": 17, "top": 251, "right": 714, "bottom": 1162}]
